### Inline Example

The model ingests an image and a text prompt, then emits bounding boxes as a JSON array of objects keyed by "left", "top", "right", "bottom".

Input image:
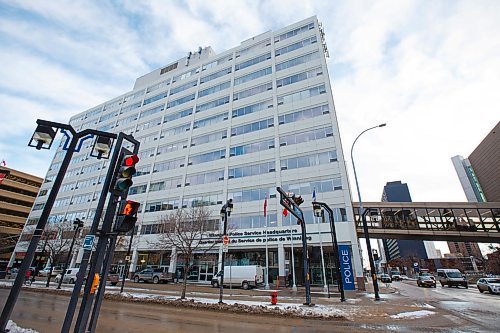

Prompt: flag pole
[{"left": 264, "top": 196, "right": 270, "bottom": 290}]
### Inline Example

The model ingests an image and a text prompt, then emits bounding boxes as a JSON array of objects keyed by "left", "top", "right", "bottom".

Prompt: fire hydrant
[{"left": 271, "top": 290, "right": 278, "bottom": 305}]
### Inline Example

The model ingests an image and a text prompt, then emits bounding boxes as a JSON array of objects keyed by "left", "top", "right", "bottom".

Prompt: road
[{"left": 394, "top": 280, "right": 499, "bottom": 332}]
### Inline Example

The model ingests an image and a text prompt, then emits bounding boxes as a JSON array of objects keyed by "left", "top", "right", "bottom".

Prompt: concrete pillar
[
  {"left": 350, "top": 241, "right": 366, "bottom": 291},
  {"left": 129, "top": 248, "right": 139, "bottom": 275},
  {"left": 168, "top": 246, "right": 177, "bottom": 273},
  {"left": 277, "top": 243, "right": 285, "bottom": 287}
]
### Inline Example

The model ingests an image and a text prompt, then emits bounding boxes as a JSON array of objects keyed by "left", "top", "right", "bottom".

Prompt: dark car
[
  {"left": 417, "top": 275, "right": 436, "bottom": 288},
  {"left": 419, "top": 272, "right": 435, "bottom": 280}
]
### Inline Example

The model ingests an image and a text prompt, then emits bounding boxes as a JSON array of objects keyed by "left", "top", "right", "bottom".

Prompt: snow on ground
[
  {"left": 6, "top": 320, "right": 39, "bottom": 333},
  {"left": 390, "top": 310, "right": 435, "bottom": 319}
]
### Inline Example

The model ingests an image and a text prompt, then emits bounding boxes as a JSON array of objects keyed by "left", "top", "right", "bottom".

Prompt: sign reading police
[{"left": 338, "top": 244, "right": 355, "bottom": 290}]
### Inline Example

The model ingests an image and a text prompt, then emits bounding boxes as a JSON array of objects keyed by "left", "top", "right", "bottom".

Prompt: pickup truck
[{"left": 133, "top": 268, "right": 173, "bottom": 284}]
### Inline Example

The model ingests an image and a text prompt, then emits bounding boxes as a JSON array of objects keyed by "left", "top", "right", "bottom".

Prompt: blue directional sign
[
  {"left": 83, "top": 235, "right": 95, "bottom": 251},
  {"left": 338, "top": 244, "right": 355, "bottom": 290},
  {"left": 413, "top": 262, "right": 420, "bottom": 273}
]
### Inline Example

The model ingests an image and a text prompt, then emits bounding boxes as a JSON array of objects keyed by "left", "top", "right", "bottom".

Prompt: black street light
[
  {"left": 218, "top": 199, "right": 233, "bottom": 304},
  {"left": 0, "top": 120, "right": 116, "bottom": 333},
  {"left": 57, "top": 218, "right": 84, "bottom": 289},
  {"left": 350, "top": 123, "right": 386, "bottom": 302},
  {"left": 312, "top": 202, "right": 346, "bottom": 302}
]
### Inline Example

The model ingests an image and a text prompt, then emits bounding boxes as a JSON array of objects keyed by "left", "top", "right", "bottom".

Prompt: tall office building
[
  {"left": 11, "top": 17, "right": 365, "bottom": 288},
  {"left": 450, "top": 121, "right": 498, "bottom": 259},
  {"left": 380, "top": 181, "right": 433, "bottom": 261},
  {"left": 0, "top": 166, "right": 42, "bottom": 261}
]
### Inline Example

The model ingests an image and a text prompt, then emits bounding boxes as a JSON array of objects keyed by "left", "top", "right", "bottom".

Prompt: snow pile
[
  {"left": 390, "top": 310, "right": 435, "bottom": 319},
  {"left": 6, "top": 320, "right": 39, "bottom": 333}
]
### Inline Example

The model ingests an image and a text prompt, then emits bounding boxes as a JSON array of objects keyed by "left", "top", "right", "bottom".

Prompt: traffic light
[
  {"left": 114, "top": 200, "right": 140, "bottom": 233},
  {"left": 111, "top": 153, "right": 139, "bottom": 198},
  {"left": 292, "top": 194, "right": 304, "bottom": 206}
]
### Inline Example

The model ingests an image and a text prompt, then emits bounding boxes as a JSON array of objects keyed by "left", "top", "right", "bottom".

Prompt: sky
[{"left": 0, "top": 1, "right": 498, "bottom": 253}]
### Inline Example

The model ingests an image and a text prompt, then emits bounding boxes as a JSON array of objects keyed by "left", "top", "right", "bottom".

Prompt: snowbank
[
  {"left": 390, "top": 310, "right": 435, "bottom": 319},
  {"left": 6, "top": 320, "right": 39, "bottom": 333}
]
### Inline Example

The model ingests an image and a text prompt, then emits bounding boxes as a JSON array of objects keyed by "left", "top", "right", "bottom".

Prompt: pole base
[
  {"left": 292, "top": 285, "right": 297, "bottom": 292},
  {"left": 302, "top": 303, "right": 315, "bottom": 307},
  {"left": 264, "top": 284, "right": 270, "bottom": 290}
]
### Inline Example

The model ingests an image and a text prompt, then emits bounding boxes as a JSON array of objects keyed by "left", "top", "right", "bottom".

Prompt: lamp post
[
  {"left": 312, "top": 201, "right": 346, "bottom": 302},
  {"left": 0, "top": 120, "right": 115, "bottom": 333},
  {"left": 57, "top": 219, "right": 84, "bottom": 289},
  {"left": 218, "top": 199, "right": 233, "bottom": 304},
  {"left": 120, "top": 230, "right": 135, "bottom": 293},
  {"left": 350, "top": 123, "right": 386, "bottom": 301}
]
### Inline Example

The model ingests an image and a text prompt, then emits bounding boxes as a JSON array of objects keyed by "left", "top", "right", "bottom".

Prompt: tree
[
  {"left": 38, "top": 222, "right": 82, "bottom": 287},
  {"left": 149, "top": 206, "right": 219, "bottom": 299}
]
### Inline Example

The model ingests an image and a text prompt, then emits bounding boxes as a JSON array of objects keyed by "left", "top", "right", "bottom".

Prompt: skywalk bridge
[{"left": 353, "top": 202, "right": 500, "bottom": 243}]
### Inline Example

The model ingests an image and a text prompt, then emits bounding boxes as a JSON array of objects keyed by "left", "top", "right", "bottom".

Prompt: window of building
[
  {"left": 146, "top": 79, "right": 170, "bottom": 94},
  {"left": 282, "top": 178, "right": 343, "bottom": 197},
  {"left": 278, "top": 104, "right": 329, "bottom": 124},
  {"left": 230, "top": 213, "right": 277, "bottom": 229},
  {"left": 274, "top": 22, "right": 315, "bottom": 43},
  {"left": 280, "top": 151, "right": 337, "bottom": 171},
  {"left": 229, "top": 186, "right": 276, "bottom": 203},
  {"left": 80, "top": 163, "right": 101, "bottom": 175},
  {"left": 193, "top": 112, "right": 228, "bottom": 129},
  {"left": 120, "top": 101, "right": 142, "bottom": 114},
  {"left": 234, "top": 67, "right": 272, "bottom": 86},
  {"left": 188, "top": 149, "right": 226, "bottom": 165},
  {"left": 97, "top": 123, "right": 114, "bottom": 132},
  {"left": 275, "top": 35, "right": 317, "bottom": 57},
  {"left": 190, "top": 130, "right": 227, "bottom": 146},
  {"left": 160, "top": 123, "right": 191, "bottom": 139},
  {"left": 173, "top": 67, "right": 200, "bottom": 82},
  {"left": 230, "top": 138, "right": 275, "bottom": 156},
  {"left": 99, "top": 112, "right": 117, "bottom": 123},
  {"left": 143, "top": 92, "right": 168, "bottom": 106},
  {"left": 231, "top": 118, "right": 274, "bottom": 137},
  {"left": 235, "top": 38, "right": 271, "bottom": 58},
  {"left": 169, "top": 79, "right": 198, "bottom": 95},
  {"left": 202, "top": 54, "right": 232, "bottom": 71},
  {"left": 137, "top": 132, "right": 158, "bottom": 145},
  {"left": 144, "top": 199, "right": 179, "bottom": 212},
  {"left": 32, "top": 203, "right": 45, "bottom": 211},
  {"left": 153, "top": 158, "right": 185, "bottom": 173},
  {"left": 235, "top": 52, "right": 272, "bottom": 71},
  {"left": 160, "top": 62, "right": 178, "bottom": 75},
  {"left": 129, "top": 184, "right": 147, "bottom": 195},
  {"left": 196, "top": 96, "right": 230, "bottom": 113},
  {"left": 233, "top": 82, "right": 272, "bottom": 101},
  {"left": 279, "top": 126, "right": 333, "bottom": 146},
  {"left": 182, "top": 193, "right": 223, "bottom": 208},
  {"left": 185, "top": 169, "right": 224, "bottom": 186},
  {"left": 163, "top": 107, "right": 193, "bottom": 123},
  {"left": 64, "top": 210, "right": 87, "bottom": 222},
  {"left": 71, "top": 193, "right": 93, "bottom": 205},
  {"left": 198, "top": 81, "right": 231, "bottom": 98},
  {"left": 137, "top": 147, "right": 156, "bottom": 160},
  {"left": 134, "top": 164, "right": 151, "bottom": 177},
  {"left": 76, "top": 177, "right": 98, "bottom": 189},
  {"left": 277, "top": 84, "right": 326, "bottom": 105},
  {"left": 48, "top": 213, "right": 65, "bottom": 223},
  {"left": 116, "top": 114, "right": 138, "bottom": 127},
  {"left": 275, "top": 51, "right": 320, "bottom": 71},
  {"left": 149, "top": 177, "right": 183, "bottom": 192},
  {"left": 157, "top": 140, "right": 188, "bottom": 155},
  {"left": 228, "top": 161, "right": 275, "bottom": 179},
  {"left": 140, "top": 105, "right": 164, "bottom": 119},
  {"left": 136, "top": 117, "right": 162, "bottom": 132},
  {"left": 232, "top": 99, "right": 273, "bottom": 118},
  {"left": 276, "top": 67, "right": 323, "bottom": 88},
  {"left": 54, "top": 197, "right": 72, "bottom": 208},
  {"left": 167, "top": 93, "right": 196, "bottom": 109},
  {"left": 200, "top": 67, "right": 232, "bottom": 84}
]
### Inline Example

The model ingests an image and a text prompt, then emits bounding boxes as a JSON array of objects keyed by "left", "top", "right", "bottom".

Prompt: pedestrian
[
  {"left": 175, "top": 269, "right": 180, "bottom": 283},
  {"left": 287, "top": 272, "right": 293, "bottom": 288}
]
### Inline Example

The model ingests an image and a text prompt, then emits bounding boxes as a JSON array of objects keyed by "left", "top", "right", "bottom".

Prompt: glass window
[
  {"left": 196, "top": 96, "right": 230, "bottom": 113},
  {"left": 276, "top": 67, "right": 323, "bottom": 88},
  {"left": 116, "top": 113, "right": 138, "bottom": 127},
  {"left": 143, "top": 92, "right": 168, "bottom": 106},
  {"left": 164, "top": 107, "right": 193, "bottom": 123},
  {"left": 140, "top": 105, "right": 164, "bottom": 119},
  {"left": 134, "top": 164, "right": 151, "bottom": 177},
  {"left": 274, "top": 22, "right": 315, "bottom": 43},
  {"left": 275, "top": 35, "right": 317, "bottom": 57},
  {"left": 167, "top": 93, "right": 196, "bottom": 109},
  {"left": 185, "top": 169, "right": 224, "bottom": 186},
  {"left": 153, "top": 158, "right": 185, "bottom": 173},
  {"left": 202, "top": 54, "right": 232, "bottom": 71},
  {"left": 137, "top": 147, "right": 156, "bottom": 160},
  {"left": 279, "top": 126, "right": 333, "bottom": 146},
  {"left": 278, "top": 104, "right": 329, "bottom": 125},
  {"left": 275, "top": 51, "right": 320, "bottom": 71},
  {"left": 280, "top": 151, "right": 337, "bottom": 171},
  {"left": 235, "top": 39, "right": 271, "bottom": 58},
  {"left": 157, "top": 140, "right": 188, "bottom": 155},
  {"left": 136, "top": 117, "right": 162, "bottom": 132},
  {"left": 182, "top": 193, "right": 223, "bottom": 208},
  {"left": 160, "top": 123, "right": 191, "bottom": 139},
  {"left": 228, "top": 161, "right": 275, "bottom": 179},
  {"left": 193, "top": 112, "right": 228, "bottom": 129},
  {"left": 230, "top": 139, "right": 275, "bottom": 156},
  {"left": 173, "top": 67, "right": 200, "bottom": 82},
  {"left": 129, "top": 184, "right": 147, "bottom": 195},
  {"left": 233, "top": 82, "right": 272, "bottom": 101},
  {"left": 191, "top": 130, "right": 227, "bottom": 146},
  {"left": 146, "top": 79, "right": 170, "bottom": 94},
  {"left": 235, "top": 53, "right": 271, "bottom": 71},
  {"left": 200, "top": 67, "right": 232, "bottom": 84},
  {"left": 277, "top": 84, "right": 326, "bottom": 106},
  {"left": 198, "top": 81, "right": 231, "bottom": 98},
  {"left": 232, "top": 99, "right": 273, "bottom": 118},
  {"left": 234, "top": 67, "right": 272, "bottom": 86},
  {"left": 144, "top": 199, "right": 179, "bottom": 212},
  {"left": 231, "top": 118, "right": 274, "bottom": 137},
  {"left": 188, "top": 149, "right": 225, "bottom": 165},
  {"left": 169, "top": 79, "right": 198, "bottom": 95}
]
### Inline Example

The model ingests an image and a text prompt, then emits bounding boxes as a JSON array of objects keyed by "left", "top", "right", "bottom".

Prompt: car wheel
[
  {"left": 488, "top": 287, "right": 494, "bottom": 294},
  {"left": 134, "top": 276, "right": 140, "bottom": 283},
  {"left": 69, "top": 278, "right": 75, "bottom": 284},
  {"left": 153, "top": 276, "right": 159, "bottom": 284},
  {"left": 212, "top": 281, "right": 219, "bottom": 288},
  {"left": 242, "top": 281, "right": 250, "bottom": 290},
  {"left": 465, "top": 285, "right": 468, "bottom": 289},
  {"left": 111, "top": 282, "right": 118, "bottom": 286},
  {"left": 478, "top": 288, "right": 484, "bottom": 293}
]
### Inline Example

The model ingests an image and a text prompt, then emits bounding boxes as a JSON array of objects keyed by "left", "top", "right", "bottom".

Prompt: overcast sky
[{"left": 0, "top": 0, "right": 498, "bottom": 205}]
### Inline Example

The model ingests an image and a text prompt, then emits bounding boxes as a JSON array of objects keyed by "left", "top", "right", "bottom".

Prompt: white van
[
  {"left": 437, "top": 269, "right": 468, "bottom": 288},
  {"left": 211, "top": 265, "right": 264, "bottom": 290}
]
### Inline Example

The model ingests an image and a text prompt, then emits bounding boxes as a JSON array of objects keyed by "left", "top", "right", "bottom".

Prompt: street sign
[
  {"left": 223, "top": 235, "right": 229, "bottom": 245},
  {"left": 125, "top": 256, "right": 131, "bottom": 261},
  {"left": 83, "top": 235, "right": 95, "bottom": 251},
  {"left": 222, "top": 244, "right": 228, "bottom": 252}
]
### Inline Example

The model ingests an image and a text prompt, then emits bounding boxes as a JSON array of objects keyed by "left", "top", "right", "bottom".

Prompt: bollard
[{"left": 271, "top": 291, "right": 278, "bottom": 305}]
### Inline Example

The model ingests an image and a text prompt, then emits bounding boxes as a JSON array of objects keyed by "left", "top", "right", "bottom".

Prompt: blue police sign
[
  {"left": 338, "top": 244, "right": 355, "bottom": 290},
  {"left": 413, "top": 262, "right": 420, "bottom": 273},
  {"left": 83, "top": 235, "right": 95, "bottom": 251}
]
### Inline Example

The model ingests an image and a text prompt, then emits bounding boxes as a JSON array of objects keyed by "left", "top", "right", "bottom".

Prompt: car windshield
[
  {"left": 421, "top": 276, "right": 432, "bottom": 280},
  {"left": 447, "top": 272, "right": 463, "bottom": 278},
  {"left": 486, "top": 278, "right": 500, "bottom": 283}
]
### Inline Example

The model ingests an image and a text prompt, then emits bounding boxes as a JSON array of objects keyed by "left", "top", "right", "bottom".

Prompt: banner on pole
[{"left": 338, "top": 244, "right": 355, "bottom": 290}]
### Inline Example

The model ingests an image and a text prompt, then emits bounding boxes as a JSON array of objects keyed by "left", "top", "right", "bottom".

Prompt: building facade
[
  {"left": 11, "top": 17, "right": 365, "bottom": 288},
  {"left": 0, "top": 166, "right": 42, "bottom": 262}
]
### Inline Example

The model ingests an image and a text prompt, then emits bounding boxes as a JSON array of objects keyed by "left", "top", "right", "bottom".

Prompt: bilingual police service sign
[{"left": 338, "top": 244, "right": 355, "bottom": 290}]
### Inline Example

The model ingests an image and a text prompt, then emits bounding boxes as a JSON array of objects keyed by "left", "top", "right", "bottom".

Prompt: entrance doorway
[{"left": 199, "top": 261, "right": 215, "bottom": 282}]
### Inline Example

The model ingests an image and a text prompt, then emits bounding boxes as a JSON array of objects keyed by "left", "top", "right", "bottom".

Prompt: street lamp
[
  {"left": 0, "top": 119, "right": 116, "bottom": 333},
  {"left": 218, "top": 199, "right": 233, "bottom": 304},
  {"left": 312, "top": 202, "right": 346, "bottom": 302},
  {"left": 350, "top": 123, "right": 386, "bottom": 301},
  {"left": 57, "top": 218, "right": 84, "bottom": 289}
]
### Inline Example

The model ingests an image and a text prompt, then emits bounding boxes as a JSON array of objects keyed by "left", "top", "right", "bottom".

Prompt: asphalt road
[{"left": 394, "top": 280, "right": 499, "bottom": 332}]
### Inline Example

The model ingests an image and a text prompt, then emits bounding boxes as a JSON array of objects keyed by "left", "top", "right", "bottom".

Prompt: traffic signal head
[
  {"left": 112, "top": 153, "right": 139, "bottom": 197},
  {"left": 292, "top": 194, "right": 304, "bottom": 206},
  {"left": 114, "top": 200, "right": 140, "bottom": 233}
]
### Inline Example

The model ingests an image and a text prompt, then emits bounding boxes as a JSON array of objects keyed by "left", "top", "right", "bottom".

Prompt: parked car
[
  {"left": 419, "top": 272, "right": 435, "bottom": 280},
  {"left": 133, "top": 267, "right": 173, "bottom": 284},
  {"left": 390, "top": 272, "right": 401, "bottom": 281},
  {"left": 211, "top": 265, "right": 264, "bottom": 289},
  {"left": 476, "top": 277, "right": 500, "bottom": 294},
  {"left": 7, "top": 268, "right": 19, "bottom": 279},
  {"left": 417, "top": 275, "right": 436, "bottom": 288},
  {"left": 55, "top": 268, "right": 79, "bottom": 284},
  {"left": 107, "top": 272, "right": 120, "bottom": 286},
  {"left": 400, "top": 275, "right": 409, "bottom": 280},
  {"left": 379, "top": 274, "right": 392, "bottom": 283},
  {"left": 437, "top": 269, "right": 468, "bottom": 288},
  {"left": 38, "top": 267, "right": 63, "bottom": 277}
]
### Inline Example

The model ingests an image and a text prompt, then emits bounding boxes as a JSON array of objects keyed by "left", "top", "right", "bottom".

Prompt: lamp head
[
  {"left": 91, "top": 136, "right": 113, "bottom": 159},
  {"left": 30, "top": 124, "right": 57, "bottom": 150},
  {"left": 378, "top": 123, "right": 387, "bottom": 128}
]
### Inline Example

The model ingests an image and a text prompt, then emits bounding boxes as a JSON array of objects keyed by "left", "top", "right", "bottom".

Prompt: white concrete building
[{"left": 12, "top": 17, "right": 364, "bottom": 288}]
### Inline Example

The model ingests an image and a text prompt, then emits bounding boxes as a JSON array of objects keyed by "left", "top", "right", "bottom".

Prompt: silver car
[{"left": 477, "top": 277, "right": 500, "bottom": 294}]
